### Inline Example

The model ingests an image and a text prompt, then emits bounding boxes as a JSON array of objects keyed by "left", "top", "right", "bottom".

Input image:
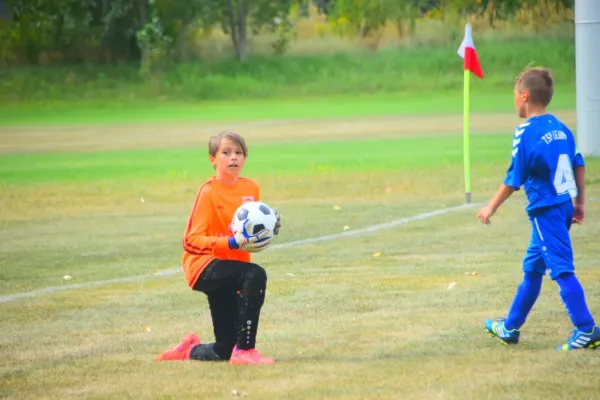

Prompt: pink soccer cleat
[
  {"left": 229, "top": 347, "right": 275, "bottom": 365},
  {"left": 156, "top": 333, "right": 201, "bottom": 361}
]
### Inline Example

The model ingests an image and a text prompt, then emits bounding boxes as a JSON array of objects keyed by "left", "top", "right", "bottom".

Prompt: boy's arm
[
  {"left": 572, "top": 147, "right": 585, "bottom": 224},
  {"left": 489, "top": 184, "right": 517, "bottom": 210},
  {"left": 183, "top": 190, "right": 231, "bottom": 254},
  {"left": 477, "top": 184, "right": 516, "bottom": 224},
  {"left": 574, "top": 165, "right": 586, "bottom": 205},
  {"left": 573, "top": 165, "right": 585, "bottom": 224},
  {"left": 478, "top": 126, "right": 526, "bottom": 224}
]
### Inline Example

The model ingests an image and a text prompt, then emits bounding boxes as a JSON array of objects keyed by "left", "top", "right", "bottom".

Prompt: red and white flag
[{"left": 457, "top": 24, "right": 484, "bottom": 79}]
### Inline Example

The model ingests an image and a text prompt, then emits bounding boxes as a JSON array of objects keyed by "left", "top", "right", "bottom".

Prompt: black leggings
[{"left": 193, "top": 259, "right": 267, "bottom": 356}]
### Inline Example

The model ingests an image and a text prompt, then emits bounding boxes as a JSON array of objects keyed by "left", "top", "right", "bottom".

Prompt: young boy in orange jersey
[{"left": 157, "top": 131, "right": 281, "bottom": 365}]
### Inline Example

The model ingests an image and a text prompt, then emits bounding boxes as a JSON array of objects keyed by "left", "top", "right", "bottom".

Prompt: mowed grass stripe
[
  {"left": 0, "top": 133, "right": 512, "bottom": 184},
  {"left": 0, "top": 85, "right": 576, "bottom": 127}
]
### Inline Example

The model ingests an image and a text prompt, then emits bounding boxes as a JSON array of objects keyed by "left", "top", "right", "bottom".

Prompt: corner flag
[
  {"left": 457, "top": 24, "right": 484, "bottom": 79},
  {"left": 457, "top": 24, "right": 484, "bottom": 204}
]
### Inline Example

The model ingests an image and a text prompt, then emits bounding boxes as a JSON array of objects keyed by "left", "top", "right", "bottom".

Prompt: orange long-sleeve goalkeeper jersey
[{"left": 182, "top": 177, "right": 260, "bottom": 287}]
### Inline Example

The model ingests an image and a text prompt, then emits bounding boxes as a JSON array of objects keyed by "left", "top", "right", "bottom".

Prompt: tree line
[{"left": 0, "top": 0, "right": 575, "bottom": 66}]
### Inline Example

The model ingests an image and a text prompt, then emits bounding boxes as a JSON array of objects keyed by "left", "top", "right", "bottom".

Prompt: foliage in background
[
  {"left": 0, "top": 0, "right": 144, "bottom": 65},
  {"left": 136, "top": 0, "right": 172, "bottom": 92},
  {"left": 0, "top": 0, "right": 576, "bottom": 66},
  {"left": 0, "top": 0, "right": 577, "bottom": 105},
  {"left": 0, "top": 35, "right": 575, "bottom": 104}
]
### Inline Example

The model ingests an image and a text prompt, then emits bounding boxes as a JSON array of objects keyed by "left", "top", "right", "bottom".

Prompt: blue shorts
[{"left": 523, "top": 201, "right": 574, "bottom": 280}]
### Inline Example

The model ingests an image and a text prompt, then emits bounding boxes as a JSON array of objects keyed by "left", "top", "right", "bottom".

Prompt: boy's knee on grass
[{"left": 190, "top": 342, "right": 235, "bottom": 361}]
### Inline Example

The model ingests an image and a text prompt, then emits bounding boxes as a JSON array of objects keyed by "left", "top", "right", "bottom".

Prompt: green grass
[
  {"left": 2, "top": 109, "right": 600, "bottom": 399},
  {"left": 0, "top": 84, "right": 576, "bottom": 126},
  {"left": 0, "top": 134, "right": 513, "bottom": 185}
]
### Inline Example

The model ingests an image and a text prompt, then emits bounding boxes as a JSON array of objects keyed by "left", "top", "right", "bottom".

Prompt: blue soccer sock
[
  {"left": 556, "top": 273, "right": 596, "bottom": 332},
  {"left": 505, "top": 271, "right": 544, "bottom": 330}
]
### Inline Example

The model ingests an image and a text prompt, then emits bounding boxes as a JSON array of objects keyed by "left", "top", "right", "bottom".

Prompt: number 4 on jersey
[{"left": 554, "top": 153, "right": 578, "bottom": 197}]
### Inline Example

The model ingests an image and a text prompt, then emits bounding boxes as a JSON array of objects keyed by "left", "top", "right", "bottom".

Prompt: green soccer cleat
[
  {"left": 557, "top": 326, "right": 600, "bottom": 351},
  {"left": 484, "top": 318, "right": 520, "bottom": 345}
]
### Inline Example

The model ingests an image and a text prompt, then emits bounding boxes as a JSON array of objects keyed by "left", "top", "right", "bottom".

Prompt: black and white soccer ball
[{"left": 231, "top": 201, "right": 277, "bottom": 241}]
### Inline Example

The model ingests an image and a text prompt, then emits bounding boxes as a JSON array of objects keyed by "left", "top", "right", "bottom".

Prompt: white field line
[{"left": 0, "top": 203, "right": 478, "bottom": 304}]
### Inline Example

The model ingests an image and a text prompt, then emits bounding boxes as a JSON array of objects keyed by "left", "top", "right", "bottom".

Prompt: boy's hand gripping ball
[{"left": 231, "top": 201, "right": 277, "bottom": 253}]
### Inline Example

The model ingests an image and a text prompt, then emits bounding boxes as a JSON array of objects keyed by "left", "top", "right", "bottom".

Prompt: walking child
[{"left": 478, "top": 67, "right": 600, "bottom": 350}]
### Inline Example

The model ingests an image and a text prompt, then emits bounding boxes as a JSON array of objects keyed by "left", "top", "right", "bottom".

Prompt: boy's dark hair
[
  {"left": 515, "top": 67, "right": 554, "bottom": 107},
  {"left": 208, "top": 131, "right": 248, "bottom": 157}
]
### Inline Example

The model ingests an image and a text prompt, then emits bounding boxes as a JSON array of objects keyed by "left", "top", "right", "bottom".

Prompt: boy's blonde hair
[
  {"left": 515, "top": 67, "right": 554, "bottom": 107},
  {"left": 208, "top": 131, "right": 248, "bottom": 157}
]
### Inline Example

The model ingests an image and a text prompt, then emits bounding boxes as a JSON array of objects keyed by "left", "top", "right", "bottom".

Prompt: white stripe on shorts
[{"left": 533, "top": 218, "right": 545, "bottom": 242}]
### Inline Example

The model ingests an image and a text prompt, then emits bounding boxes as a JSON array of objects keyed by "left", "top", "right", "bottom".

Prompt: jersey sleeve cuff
[
  {"left": 503, "top": 178, "right": 520, "bottom": 190},
  {"left": 227, "top": 237, "right": 239, "bottom": 250},
  {"left": 574, "top": 152, "right": 585, "bottom": 168}
]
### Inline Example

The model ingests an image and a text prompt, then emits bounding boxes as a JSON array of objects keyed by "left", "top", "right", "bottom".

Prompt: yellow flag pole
[{"left": 463, "top": 68, "right": 472, "bottom": 204}]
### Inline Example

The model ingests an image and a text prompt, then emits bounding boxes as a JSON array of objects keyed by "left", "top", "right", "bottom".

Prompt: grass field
[
  {"left": 0, "top": 84, "right": 576, "bottom": 127},
  {"left": 1, "top": 92, "right": 599, "bottom": 399}
]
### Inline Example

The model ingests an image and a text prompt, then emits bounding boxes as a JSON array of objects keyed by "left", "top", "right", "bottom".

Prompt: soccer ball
[{"left": 231, "top": 201, "right": 277, "bottom": 240}]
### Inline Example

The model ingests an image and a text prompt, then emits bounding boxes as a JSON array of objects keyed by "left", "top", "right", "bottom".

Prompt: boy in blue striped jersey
[{"left": 477, "top": 67, "right": 599, "bottom": 351}]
